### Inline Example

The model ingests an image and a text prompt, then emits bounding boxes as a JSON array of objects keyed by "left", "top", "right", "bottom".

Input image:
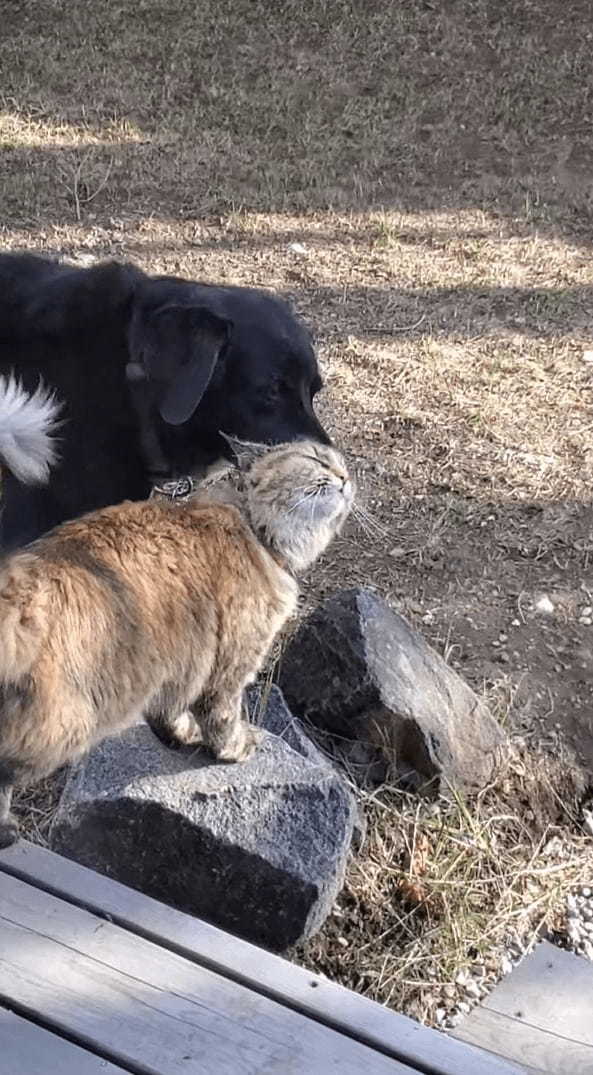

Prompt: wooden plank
[
  {"left": 454, "top": 1006, "right": 592, "bottom": 1075},
  {"left": 454, "top": 941, "right": 593, "bottom": 1074},
  {"left": 0, "top": 841, "right": 527, "bottom": 1075},
  {"left": 0, "top": 871, "right": 414, "bottom": 1075},
  {"left": 486, "top": 940, "right": 593, "bottom": 1042},
  {"left": 0, "top": 1006, "right": 130, "bottom": 1073}
]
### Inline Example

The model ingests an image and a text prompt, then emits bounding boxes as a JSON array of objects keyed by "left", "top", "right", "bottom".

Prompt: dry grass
[
  {"left": 296, "top": 739, "right": 593, "bottom": 1025},
  {"left": 4, "top": 0, "right": 593, "bottom": 1030}
]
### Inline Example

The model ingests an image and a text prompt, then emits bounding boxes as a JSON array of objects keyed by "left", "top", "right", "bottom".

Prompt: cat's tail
[{"left": 0, "top": 374, "right": 61, "bottom": 484}]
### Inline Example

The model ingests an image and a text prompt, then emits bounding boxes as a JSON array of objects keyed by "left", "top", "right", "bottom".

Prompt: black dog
[{"left": 0, "top": 252, "right": 329, "bottom": 549}]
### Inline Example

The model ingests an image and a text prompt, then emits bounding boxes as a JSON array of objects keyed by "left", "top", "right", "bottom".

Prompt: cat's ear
[{"left": 220, "top": 433, "right": 272, "bottom": 470}]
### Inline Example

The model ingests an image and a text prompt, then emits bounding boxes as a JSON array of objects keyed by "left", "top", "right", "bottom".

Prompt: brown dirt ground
[{"left": 3, "top": 0, "right": 593, "bottom": 1026}]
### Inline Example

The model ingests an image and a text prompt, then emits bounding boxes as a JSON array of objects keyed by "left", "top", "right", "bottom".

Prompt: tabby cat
[{"left": 0, "top": 386, "right": 353, "bottom": 847}]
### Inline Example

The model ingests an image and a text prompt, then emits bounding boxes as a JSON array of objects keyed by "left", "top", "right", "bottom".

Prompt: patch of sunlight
[{"left": 0, "top": 111, "right": 146, "bottom": 149}]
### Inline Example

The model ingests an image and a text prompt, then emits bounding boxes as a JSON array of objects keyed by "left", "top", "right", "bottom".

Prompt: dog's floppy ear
[{"left": 141, "top": 304, "right": 231, "bottom": 426}]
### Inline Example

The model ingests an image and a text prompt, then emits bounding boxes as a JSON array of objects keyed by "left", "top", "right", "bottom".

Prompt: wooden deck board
[
  {"left": 0, "top": 1007, "right": 130, "bottom": 1074},
  {"left": 0, "top": 840, "right": 528, "bottom": 1075},
  {"left": 453, "top": 941, "right": 593, "bottom": 1074},
  {"left": 0, "top": 870, "right": 414, "bottom": 1074}
]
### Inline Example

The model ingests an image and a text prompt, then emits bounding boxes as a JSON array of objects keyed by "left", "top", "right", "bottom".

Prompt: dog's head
[{"left": 128, "top": 280, "right": 330, "bottom": 476}]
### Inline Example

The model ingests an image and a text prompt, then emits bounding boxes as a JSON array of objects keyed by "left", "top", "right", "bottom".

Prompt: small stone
[
  {"left": 500, "top": 957, "right": 513, "bottom": 975},
  {"left": 446, "top": 1013, "right": 462, "bottom": 1028},
  {"left": 337, "top": 936, "right": 349, "bottom": 948},
  {"left": 287, "top": 242, "right": 308, "bottom": 256},
  {"left": 582, "top": 810, "right": 593, "bottom": 837},
  {"left": 458, "top": 1001, "right": 471, "bottom": 1014},
  {"left": 582, "top": 606, "right": 593, "bottom": 617},
  {"left": 455, "top": 970, "right": 469, "bottom": 986},
  {"left": 581, "top": 887, "right": 592, "bottom": 898},
  {"left": 568, "top": 923, "right": 583, "bottom": 945},
  {"left": 436, "top": 1008, "right": 446, "bottom": 1025},
  {"left": 499, "top": 633, "right": 508, "bottom": 643},
  {"left": 582, "top": 905, "right": 593, "bottom": 921},
  {"left": 535, "top": 595, "right": 554, "bottom": 615},
  {"left": 582, "top": 350, "right": 593, "bottom": 363},
  {"left": 464, "top": 980, "right": 481, "bottom": 998},
  {"left": 579, "top": 617, "right": 593, "bottom": 627},
  {"left": 512, "top": 619, "right": 521, "bottom": 627}
]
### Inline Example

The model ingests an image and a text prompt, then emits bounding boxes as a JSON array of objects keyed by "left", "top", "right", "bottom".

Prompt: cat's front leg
[
  {"left": 145, "top": 709, "right": 204, "bottom": 750},
  {"left": 192, "top": 692, "right": 262, "bottom": 763}
]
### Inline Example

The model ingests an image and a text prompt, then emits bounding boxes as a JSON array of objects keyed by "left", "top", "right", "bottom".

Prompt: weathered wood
[
  {"left": 454, "top": 940, "right": 593, "bottom": 1074},
  {"left": 0, "top": 1007, "right": 129, "bottom": 1074},
  {"left": 454, "top": 1006, "right": 591, "bottom": 1075},
  {"left": 0, "top": 840, "right": 528, "bottom": 1075},
  {"left": 0, "top": 871, "right": 414, "bottom": 1075}
]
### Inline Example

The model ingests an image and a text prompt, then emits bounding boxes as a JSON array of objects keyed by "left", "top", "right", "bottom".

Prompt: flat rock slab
[
  {"left": 51, "top": 687, "right": 357, "bottom": 951},
  {"left": 453, "top": 940, "right": 593, "bottom": 1074},
  {"left": 278, "top": 587, "right": 508, "bottom": 794}
]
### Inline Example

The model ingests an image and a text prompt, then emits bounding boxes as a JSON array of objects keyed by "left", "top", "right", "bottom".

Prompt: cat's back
[{"left": 32, "top": 495, "right": 290, "bottom": 608}]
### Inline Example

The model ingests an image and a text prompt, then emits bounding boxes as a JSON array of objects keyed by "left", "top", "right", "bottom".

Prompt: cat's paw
[
  {"left": 0, "top": 816, "right": 20, "bottom": 849},
  {"left": 170, "top": 711, "right": 204, "bottom": 747},
  {"left": 215, "top": 723, "right": 262, "bottom": 764}
]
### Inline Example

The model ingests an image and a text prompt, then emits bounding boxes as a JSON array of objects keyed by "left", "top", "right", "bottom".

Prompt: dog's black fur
[{"left": 0, "top": 252, "right": 329, "bottom": 549}]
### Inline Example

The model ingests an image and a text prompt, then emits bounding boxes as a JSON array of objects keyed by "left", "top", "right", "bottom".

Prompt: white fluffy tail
[{"left": 0, "top": 375, "right": 61, "bottom": 485}]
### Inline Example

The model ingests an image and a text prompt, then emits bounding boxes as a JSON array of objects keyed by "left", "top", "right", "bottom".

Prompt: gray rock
[
  {"left": 278, "top": 588, "right": 508, "bottom": 794},
  {"left": 51, "top": 686, "right": 357, "bottom": 951}
]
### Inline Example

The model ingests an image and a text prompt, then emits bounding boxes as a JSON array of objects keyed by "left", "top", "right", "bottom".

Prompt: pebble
[
  {"left": 564, "top": 889, "right": 593, "bottom": 959},
  {"left": 535, "top": 595, "right": 554, "bottom": 615},
  {"left": 464, "top": 980, "right": 481, "bottom": 998},
  {"left": 579, "top": 617, "right": 593, "bottom": 627},
  {"left": 583, "top": 810, "right": 593, "bottom": 837},
  {"left": 500, "top": 957, "right": 513, "bottom": 975}
]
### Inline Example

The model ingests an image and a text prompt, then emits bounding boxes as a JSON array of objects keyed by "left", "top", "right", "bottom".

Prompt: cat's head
[{"left": 223, "top": 436, "right": 354, "bottom": 573}]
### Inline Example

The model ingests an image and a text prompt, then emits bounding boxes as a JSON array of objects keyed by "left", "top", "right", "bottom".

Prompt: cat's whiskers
[
  {"left": 286, "top": 487, "right": 319, "bottom": 515},
  {"left": 351, "top": 502, "right": 390, "bottom": 540}
]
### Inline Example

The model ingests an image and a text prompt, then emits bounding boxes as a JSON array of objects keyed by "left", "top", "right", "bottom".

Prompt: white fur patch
[{"left": 0, "top": 375, "right": 61, "bottom": 484}]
